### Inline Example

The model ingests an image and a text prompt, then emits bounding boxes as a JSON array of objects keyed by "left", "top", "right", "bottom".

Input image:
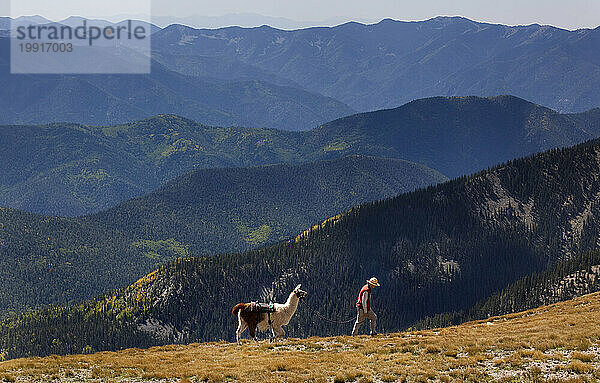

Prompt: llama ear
[{"left": 295, "top": 284, "right": 302, "bottom": 291}]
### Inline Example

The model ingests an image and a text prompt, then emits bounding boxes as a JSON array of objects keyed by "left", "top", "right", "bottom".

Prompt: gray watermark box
[{"left": 10, "top": 1, "right": 151, "bottom": 74}]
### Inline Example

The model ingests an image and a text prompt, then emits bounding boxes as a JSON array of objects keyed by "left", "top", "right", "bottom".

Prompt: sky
[{"left": 4, "top": 0, "right": 600, "bottom": 30}]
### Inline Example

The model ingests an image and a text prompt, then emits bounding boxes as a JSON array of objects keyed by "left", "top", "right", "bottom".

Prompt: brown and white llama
[{"left": 232, "top": 284, "right": 307, "bottom": 343}]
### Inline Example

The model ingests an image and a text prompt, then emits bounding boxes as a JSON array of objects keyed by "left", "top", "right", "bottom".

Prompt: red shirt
[{"left": 356, "top": 284, "right": 371, "bottom": 311}]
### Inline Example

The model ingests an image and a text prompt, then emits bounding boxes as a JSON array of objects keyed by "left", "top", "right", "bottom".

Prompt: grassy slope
[{"left": 1, "top": 292, "right": 599, "bottom": 382}]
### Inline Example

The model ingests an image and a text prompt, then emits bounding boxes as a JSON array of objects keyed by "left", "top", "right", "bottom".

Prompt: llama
[{"left": 232, "top": 284, "right": 307, "bottom": 343}]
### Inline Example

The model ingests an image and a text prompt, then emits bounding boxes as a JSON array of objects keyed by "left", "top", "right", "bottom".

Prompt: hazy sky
[{"left": 4, "top": 0, "right": 600, "bottom": 30}]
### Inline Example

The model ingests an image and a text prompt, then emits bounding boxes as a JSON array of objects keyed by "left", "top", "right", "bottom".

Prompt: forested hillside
[
  {"left": 0, "top": 156, "right": 442, "bottom": 318},
  {"left": 0, "top": 115, "right": 301, "bottom": 216},
  {"left": 1, "top": 96, "right": 598, "bottom": 215},
  {"left": 94, "top": 156, "right": 445, "bottom": 255},
  {"left": 416, "top": 250, "right": 600, "bottom": 329},
  {"left": 5, "top": 137, "right": 600, "bottom": 358}
]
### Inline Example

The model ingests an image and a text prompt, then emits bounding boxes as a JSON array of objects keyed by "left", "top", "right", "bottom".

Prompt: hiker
[{"left": 352, "top": 277, "right": 380, "bottom": 336}]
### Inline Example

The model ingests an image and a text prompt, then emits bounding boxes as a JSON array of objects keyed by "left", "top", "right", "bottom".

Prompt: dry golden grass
[{"left": 1, "top": 292, "right": 600, "bottom": 382}]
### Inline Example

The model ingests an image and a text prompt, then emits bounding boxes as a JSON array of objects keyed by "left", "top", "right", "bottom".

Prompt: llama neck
[{"left": 283, "top": 292, "right": 300, "bottom": 315}]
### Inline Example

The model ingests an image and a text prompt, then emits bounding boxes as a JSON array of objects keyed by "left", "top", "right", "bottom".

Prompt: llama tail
[{"left": 232, "top": 303, "right": 245, "bottom": 316}]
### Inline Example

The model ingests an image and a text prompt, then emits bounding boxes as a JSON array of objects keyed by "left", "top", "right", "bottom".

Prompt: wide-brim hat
[{"left": 367, "top": 277, "right": 380, "bottom": 287}]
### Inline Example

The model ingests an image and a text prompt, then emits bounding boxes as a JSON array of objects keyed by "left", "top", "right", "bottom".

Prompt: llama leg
[
  {"left": 274, "top": 326, "right": 285, "bottom": 340},
  {"left": 270, "top": 326, "right": 281, "bottom": 341},
  {"left": 248, "top": 325, "right": 258, "bottom": 342},
  {"left": 236, "top": 316, "right": 247, "bottom": 344},
  {"left": 269, "top": 326, "right": 276, "bottom": 342}
]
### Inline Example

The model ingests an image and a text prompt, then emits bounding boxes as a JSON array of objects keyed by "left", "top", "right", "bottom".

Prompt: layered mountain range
[
  {"left": 0, "top": 39, "right": 353, "bottom": 131},
  {"left": 1, "top": 16, "right": 600, "bottom": 129},
  {"left": 1, "top": 95, "right": 598, "bottom": 216},
  {"left": 152, "top": 16, "right": 600, "bottom": 113}
]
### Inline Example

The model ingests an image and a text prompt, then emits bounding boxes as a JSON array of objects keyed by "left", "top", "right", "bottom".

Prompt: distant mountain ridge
[
  {"left": 0, "top": 15, "right": 159, "bottom": 30},
  {"left": 0, "top": 38, "right": 353, "bottom": 131},
  {"left": 150, "top": 13, "right": 376, "bottom": 30},
  {"left": 0, "top": 95, "right": 598, "bottom": 216},
  {"left": 152, "top": 16, "right": 600, "bottom": 113},
  {"left": 310, "top": 95, "right": 600, "bottom": 177},
  {"left": 2, "top": 16, "right": 599, "bottom": 130}
]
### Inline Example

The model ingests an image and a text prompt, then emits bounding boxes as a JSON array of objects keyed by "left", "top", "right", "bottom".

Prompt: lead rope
[{"left": 305, "top": 305, "right": 356, "bottom": 325}]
